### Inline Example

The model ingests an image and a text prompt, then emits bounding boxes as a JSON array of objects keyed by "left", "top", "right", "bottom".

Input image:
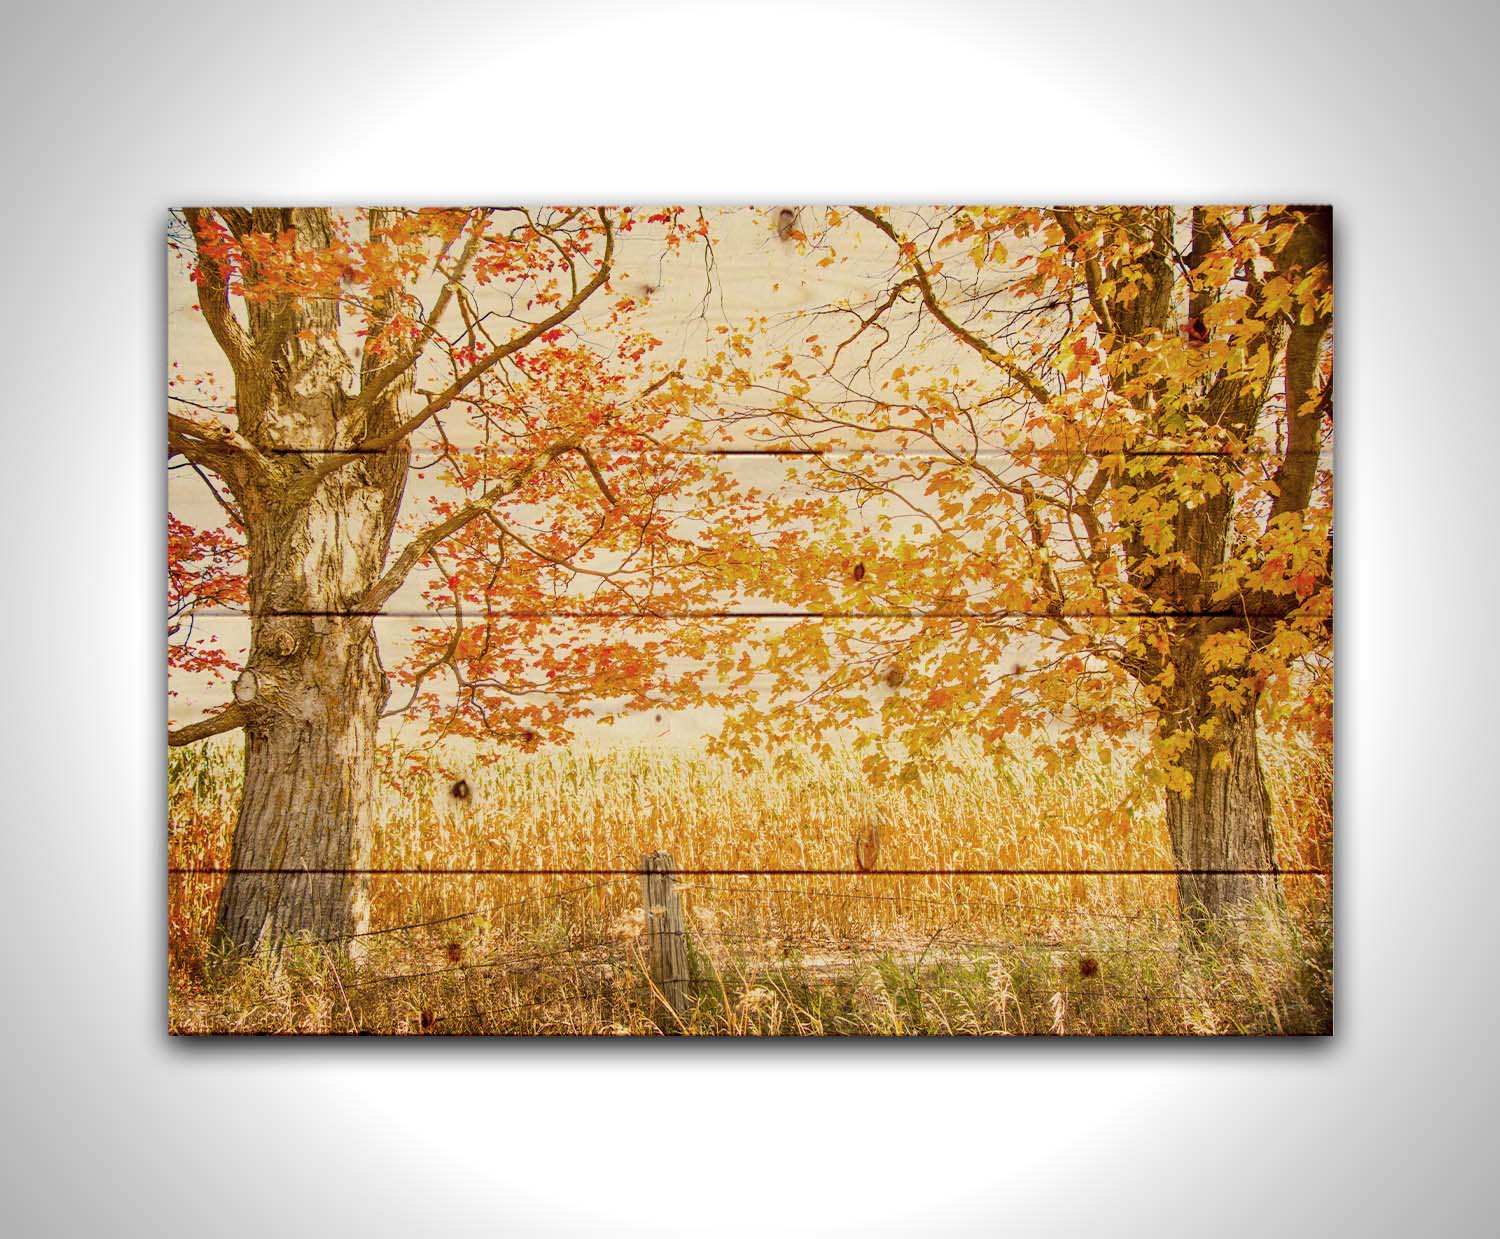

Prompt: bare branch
[
  {"left": 356, "top": 209, "right": 491, "bottom": 412},
  {"left": 851, "top": 207, "right": 1055, "bottom": 409},
  {"left": 181, "top": 208, "right": 259, "bottom": 380},
  {"left": 167, "top": 410, "right": 272, "bottom": 481},
  {"left": 382, "top": 557, "right": 466, "bottom": 720},
  {"left": 1051, "top": 209, "right": 1117, "bottom": 336},
  {"left": 1268, "top": 209, "right": 1333, "bottom": 523},
  {"left": 561, "top": 443, "right": 619, "bottom": 507},
  {"left": 289, "top": 210, "right": 617, "bottom": 503},
  {"left": 357, "top": 440, "right": 584, "bottom": 613},
  {"left": 168, "top": 700, "right": 250, "bottom": 747},
  {"left": 185, "top": 458, "right": 245, "bottom": 526}
]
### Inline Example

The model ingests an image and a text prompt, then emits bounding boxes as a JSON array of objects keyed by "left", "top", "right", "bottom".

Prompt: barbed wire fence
[{"left": 169, "top": 856, "right": 1332, "bottom": 1033}]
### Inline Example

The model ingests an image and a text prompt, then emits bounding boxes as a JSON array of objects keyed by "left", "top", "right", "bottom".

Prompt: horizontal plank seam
[
  {"left": 191, "top": 608, "right": 1333, "bottom": 620},
  {"left": 247, "top": 446, "right": 1327, "bottom": 458},
  {"left": 169, "top": 866, "right": 1330, "bottom": 877}
]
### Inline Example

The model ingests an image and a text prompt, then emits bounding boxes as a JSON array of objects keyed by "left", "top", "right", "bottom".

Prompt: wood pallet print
[{"left": 167, "top": 206, "right": 1333, "bottom": 1036}]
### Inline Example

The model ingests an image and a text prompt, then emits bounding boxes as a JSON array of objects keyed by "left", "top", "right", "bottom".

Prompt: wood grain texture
[
  {"left": 167, "top": 206, "right": 1332, "bottom": 1031},
  {"left": 641, "top": 852, "right": 690, "bottom": 1029}
]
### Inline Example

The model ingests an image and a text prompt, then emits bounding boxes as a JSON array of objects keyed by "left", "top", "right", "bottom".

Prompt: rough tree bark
[
  {"left": 216, "top": 616, "right": 389, "bottom": 947},
  {"left": 1146, "top": 450, "right": 1284, "bottom": 924},
  {"left": 216, "top": 322, "right": 410, "bottom": 948},
  {"left": 1160, "top": 642, "right": 1280, "bottom": 925},
  {"left": 1055, "top": 206, "right": 1329, "bottom": 923},
  {"left": 169, "top": 206, "right": 617, "bottom": 954},
  {"left": 184, "top": 207, "right": 410, "bottom": 953}
]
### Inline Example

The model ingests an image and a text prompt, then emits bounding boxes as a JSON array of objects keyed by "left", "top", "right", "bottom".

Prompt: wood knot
[
  {"left": 775, "top": 207, "right": 799, "bottom": 241},
  {"left": 260, "top": 618, "right": 302, "bottom": 657},
  {"left": 450, "top": 778, "right": 470, "bottom": 801},
  {"left": 884, "top": 664, "right": 905, "bottom": 689}
]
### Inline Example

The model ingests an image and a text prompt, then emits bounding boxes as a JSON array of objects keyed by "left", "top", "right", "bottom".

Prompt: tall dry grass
[{"left": 168, "top": 732, "right": 1332, "bottom": 1034}]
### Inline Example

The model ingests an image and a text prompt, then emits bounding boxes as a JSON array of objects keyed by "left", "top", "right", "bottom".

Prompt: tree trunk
[
  {"left": 210, "top": 445, "right": 404, "bottom": 953},
  {"left": 213, "top": 616, "right": 388, "bottom": 952},
  {"left": 210, "top": 447, "right": 403, "bottom": 953},
  {"left": 1164, "top": 694, "right": 1281, "bottom": 925},
  {"left": 187, "top": 208, "right": 414, "bottom": 955},
  {"left": 210, "top": 403, "right": 405, "bottom": 955}
]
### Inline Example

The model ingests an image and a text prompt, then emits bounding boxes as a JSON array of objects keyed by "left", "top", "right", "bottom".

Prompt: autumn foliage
[{"left": 167, "top": 204, "right": 1331, "bottom": 952}]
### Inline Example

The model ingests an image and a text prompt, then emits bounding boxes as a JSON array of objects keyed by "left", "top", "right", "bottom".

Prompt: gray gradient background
[{"left": 1, "top": 1, "right": 1494, "bottom": 1235}]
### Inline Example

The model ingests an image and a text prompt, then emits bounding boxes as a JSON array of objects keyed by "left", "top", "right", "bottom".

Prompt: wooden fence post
[{"left": 641, "top": 851, "right": 689, "bottom": 1029}]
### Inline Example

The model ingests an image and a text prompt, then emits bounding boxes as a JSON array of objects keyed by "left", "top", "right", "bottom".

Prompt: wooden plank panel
[
  {"left": 169, "top": 612, "right": 1331, "bottom": 897},
  {"left": 167, "top": 207, "right": 882, "bottom": 452},
  {"left": 171, "top": 206, "right": 1311, "bottom": 456},
  {"left": 169, "top": 447, "right": 1329, "bottom": 617},
  {"left": 167, "top": 205, "right": 1332, "bottom": 1036},
  {"left": 171, "top": 610, "right": 1325, "bottom": 748}
]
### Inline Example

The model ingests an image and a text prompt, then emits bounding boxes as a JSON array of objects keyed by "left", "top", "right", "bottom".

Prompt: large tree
[
  {"left": 706, "top": 205, "right": 1332, "bottom": 922},
  {"left": 168, "top": 206, "right": 717, "bottom": 951}
]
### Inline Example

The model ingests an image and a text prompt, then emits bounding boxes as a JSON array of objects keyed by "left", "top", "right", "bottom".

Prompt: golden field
[{"left": 168, "top": 734, "right": 1332, "bottom": 1035}]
